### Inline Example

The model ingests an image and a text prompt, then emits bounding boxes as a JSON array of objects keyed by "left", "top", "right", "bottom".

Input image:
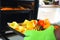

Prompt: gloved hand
[{"left": 24, "top": 25, "right": 56, "bottom": 40}]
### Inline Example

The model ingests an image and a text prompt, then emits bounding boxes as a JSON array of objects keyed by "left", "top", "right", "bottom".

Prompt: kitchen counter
[{"left": 37, "top": 5, "right": 60, "bottom": 24}]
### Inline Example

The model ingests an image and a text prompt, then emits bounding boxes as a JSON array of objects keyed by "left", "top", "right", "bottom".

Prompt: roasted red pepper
[{"left": 38, "top": 20, "right": 45, "bottom": 27}]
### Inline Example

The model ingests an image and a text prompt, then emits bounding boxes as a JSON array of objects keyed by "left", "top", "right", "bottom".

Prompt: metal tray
[{"left": 7, "top": 23, "right": 25, "bottom": 37}]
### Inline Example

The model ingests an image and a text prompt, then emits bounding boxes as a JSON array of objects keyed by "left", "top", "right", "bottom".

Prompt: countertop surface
[{"left": 37, "top": 6, "right": 60, "bottom": 24}]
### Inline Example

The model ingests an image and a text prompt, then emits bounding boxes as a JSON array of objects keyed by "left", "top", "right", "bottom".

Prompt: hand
[{"left": 24, "top": 25, "right": 56, "bottom": 40}]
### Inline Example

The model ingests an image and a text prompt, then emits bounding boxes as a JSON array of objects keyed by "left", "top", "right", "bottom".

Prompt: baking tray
[{"left": 7, "top": 24, "right": 25, "bottom": 37}]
